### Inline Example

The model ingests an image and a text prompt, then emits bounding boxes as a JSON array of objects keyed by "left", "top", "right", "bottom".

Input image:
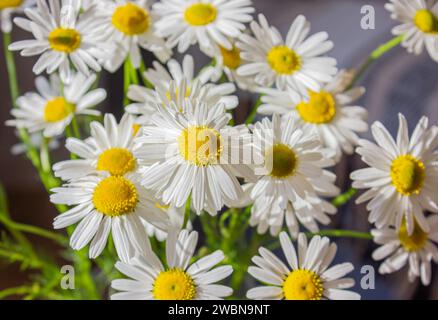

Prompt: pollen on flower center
[
  {"left": 390, "top": 155, "right": 425, "bottom": 196},
  {"left": 112, "top": 3, "right": 150, "bottom": 36},
  {"left": 153, "top": 269, "right": 196, "bottom": 300},
  {"left": 0, "top": 0, "right": 23, "bottom": 9},
  {"left": 96, "top": 148, "right": 136, "bottom": 176},
  {"left": 296, "top": 90, "right": 336, "bottom": 124},
  {"left": 43, "top": 97, "right": 75, "bottom": 123},
  {"left": 92, "top": 176, "right": 138, "bottom": 216},
  {"left": 266, "top": 144, "right": 298, "bottom": 179},
  {"left": 48, "top": 28, "right": 81, "bottom": 53},
  {"left": 414, "top": 9, "right": 438, "bottom": 34},
  {"left": 184, "top": 3, "right": 217, "bottom": 26},
  {"left": 283, "top": 269, "right": 323, "bottom": 300},
  {"left": 220, "top": 45, "right": 241, "bottom": 70},
  {"left": 267, "top": 45, "right": 301, "bottom": 75},
  {"left": 398, "top": 218, "right": 428, "bottom": 252},
  {"left": 178, "top": 126, "right": 222, "bottom": 166}
]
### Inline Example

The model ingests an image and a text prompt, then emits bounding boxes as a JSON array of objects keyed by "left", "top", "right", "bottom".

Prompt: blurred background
[{"left": 1, "top": 0, "right": 437, "bottom": 299}]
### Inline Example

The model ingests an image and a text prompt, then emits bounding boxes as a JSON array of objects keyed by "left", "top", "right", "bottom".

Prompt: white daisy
[
  {"left": 9, "top": 0, "right": 112, "bottom": 83},
  {"left": 153, "top": 0, "right": 254, "bottom": 54},
  {"left": 53, "top": 113, "right": 142, "bottom": 181},
  {"left": 237, "top": 14, "right": 337, "bottom": 94},
  {"left": 0, "top": 0, "right": 35, "bottom": 33},
  {"left": 127, "top": 54, "right": 237, "bottom": 118},
  {"left": 6, "top": 72, "right": 105, "bottom": 138},
  {"left": 96, "top": 0, "right": 171, "bottom": 72},
  {"left": 351, "top": 113, "right": 438, "bottom": 234},
  {"left": 247, "top": 232, "right": 360, "bottom": 300},
  {"left": 143, "top": 204, "right": 189, "bottom": 241},
  {"left": 258, "top": 70, "right": 368, "bottom": 162},
  {"left": 372, "top": 214, "right": 438, "bottom": 286},
  {"left": 385, "top": 0, "right": 438, "bottom": 62},
  {"left": 135, "top": 97, "right": 250, "bottom": 216},
  {"left": 111, "top": 229, "right": 233, "bottom": 300},
  {"left": 248, "top": 114, "right": 339, "bottom": 237},
  {"left": 50, "top": 173, "right": 170, "bottom": 262}
]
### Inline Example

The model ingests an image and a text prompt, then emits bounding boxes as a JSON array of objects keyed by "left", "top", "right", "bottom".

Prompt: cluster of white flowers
[{"left": 2, "top": 0, "right": 438, "bottom": 300}]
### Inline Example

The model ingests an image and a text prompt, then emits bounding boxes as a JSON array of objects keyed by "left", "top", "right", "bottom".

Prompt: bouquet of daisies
[{"left": 0, "top": 0, "right": 437, "bottom": 300}]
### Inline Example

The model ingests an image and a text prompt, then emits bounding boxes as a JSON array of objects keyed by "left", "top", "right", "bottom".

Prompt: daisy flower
[
  {"left": 53, "top": 113, "right": 141, "bottom": 181},
  {"left": 248, "top": 114, "right": 339, "bottom": 237},
  {"left": 351, "top": 114, "right": 438, "bottom": 234},
  {"left": 96, "top": 0, "right": 171, "bottom": 72},
  {"left": 258, "top": 71, "right": 368, "bottom": 162},
  {"left": 9, "top": 0, "right": 112, "bottom": 83},
  {"left": 372, "top": 214, "right": 438, "bottom": 286},
  {"left": 135, "top": 97, "right": 250, "bottom": 216},
  {"left": 153, "top": 0, "right": 254, "bottom": 54},
  {"left": 111, "top": 229, "right": 233, "bottom": 300},
  {"left": 6, "top": 72, "right": 105, "bottom": 138},
  {"left": 237, "top": 14, "right": 337, "bottom": 94},
  {"left": 50, "top": 173, "right": 170, "bottom": 262},
  {"left": 0, "top": 0, "right": 35, "bottom": 33},
  {"left": 247, "top": 232, "right": 360, "bottom": 300},
  {"left": 385, "top": 0, "right": 438, "bottom": 62},
  {"left": 143, "top": 204, "right": 189, "bottom": 241}
]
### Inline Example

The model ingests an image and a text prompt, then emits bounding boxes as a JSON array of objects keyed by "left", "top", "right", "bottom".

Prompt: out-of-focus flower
[{"left": 0, "top": 0, "right": 35, "bottom": 33}]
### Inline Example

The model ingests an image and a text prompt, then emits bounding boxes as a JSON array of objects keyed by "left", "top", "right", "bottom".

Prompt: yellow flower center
[
  {"left": 0, "top": 0, "right": 23, "bottom": 9},
  {"left": 178, "top": 126, "right": 222, "bottom": 166},
  {"left": 265, "top": 144, "right": 298, "bottom": 179},
  {"left": 48, "top": 28, "right": 81, "bottom": 53},
  {"left": 398, "top": 218, "right": 428, "bottom": 252},
  {"left": 43, "top": 97, "right": 75, "bottom": 123},
  {"left": 296, "top": 90, "right": 336, "bottom": 124},
  {"left": 96, "top": 148, "right": 136, "bottom": 176},
  {"left": 153, "top": 269, "right": 196, "bottom": 300},
  {"left": 112, "top": 3, "right": 150, "bottom": 36},
  {"left": 92, "top": 176, "right": 138, "bottom": 216},
  {"left": 283, "top": 269, "right": 323, "bottom": 300},
  {"left": 220, "top": 45, "right": 241, "bottom": 70},
  {"left": 390, "top": 155, "right": 426, "bottom": 196},
  {"left": 184, "top": 3, "right": 217, "bottom": 26},
  {"left": 414, "top": 9, "right": 438, "bottom": 34},
  {"left": 267, "top": 45, "right": 301, "bottom": 75}
]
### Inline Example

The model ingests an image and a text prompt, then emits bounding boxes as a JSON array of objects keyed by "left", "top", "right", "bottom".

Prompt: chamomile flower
[
  {"left": 50, "top": 173, "right": 170, "bottom": 262},
  {"left": 237, "top": 14, "right": 337, "bottom": 94},
  {"left": 97, "top": 0, "right": 171, "bottom": 72},
  {"left": 111, "top": 229, "right": 233, "bottom": 300},
  {"left": 258, "top": 71, "right": 368, "bottom": 162},
  {"left": 0, "top": 0, "right": 35, "bottom": 33},
  {"left": 351, "top": 114, "right": 438, "bottom": 234},
  {"left": 6, "top": 73, "right": 105, "bottom": 138},
  {"left": 153, "top": 0, "right": 254, "bottom": 54},
  {"left": 247, "top": 232, "right": 360, "bottom": 300},
  {"left": 53, "top": 113, "right": 141, "bottom": 181},
  {"left": 248, "top": 114, "right": 339, "bottom": 237},
  {"left": 385, "top": 0, "right": 438, "bottom": 62},
  {"left": 135, "top": 97, "right": 249, "bottom": 216},
  {"left": 372, "top": 215, "right": 438, "bottom": 286},
  {"left": 9, "top": 0, "right": 112, "bottom": 83}
]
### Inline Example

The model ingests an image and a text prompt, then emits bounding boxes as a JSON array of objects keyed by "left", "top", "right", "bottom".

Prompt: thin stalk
[
  {"left": 245, "top": 95, "right": 263, "bottom": 124},
  {"left": 305, "top": 229, "right": 372, "bottom": 240},
  {"left": 332, "top": 187, "right": 358, "bottom": 207},
  {"left": 183, "top": 196, "right": 191, "bottom": 229}
]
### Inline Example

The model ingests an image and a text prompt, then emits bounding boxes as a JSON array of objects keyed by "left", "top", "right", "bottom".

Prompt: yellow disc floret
[
  {"left": 153, "top": 269, "right": 197, "bottom": 300},
  {"left": 178, "top": 126, "right": 222, "bottom": 166},
  {"left": 414, "top": 9, "right": 438, "bottom": 34},
  {"left": 390, "top": 155, "right": 426, "bottom": 196},
  {"left": 184, "top": 3, "right": 217, "bottom": 26},
  {"left": 296, "top": 90, "right": 336, "bottom": 124},
  {"left": 267, "top": 46, "right": 301, "bottom": 75},
  {"left": 93, "top": 176, "right": 138, "bottom": 216},
  {"left": 265, "top": 144, "right": 298, "bottom": 179},
  {"left": 220, "top": 45, "right": 242, "bottom": 70},
  {"left": 112, "top": 3, "right": 150, "bottom": 35},
  {"left": 48, "top": 28, "right": 81, "bottom": 53},
  {"left": 398, "top": 218, "right": 428, "bottom": 252},
  {"left": 44, "top": 97, "right": 75, "bottom": 123},
  {"left": 283, "top": 269, "right": 323, "bottom": 300},
  {"left": 0, "top": 0, "right": 23, "bottom": 9},
  {"left": 97, "top": 148, "right": 136, "bottom": 176}
]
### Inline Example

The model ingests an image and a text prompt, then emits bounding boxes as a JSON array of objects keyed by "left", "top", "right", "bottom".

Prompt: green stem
[
  {"left": 71, "top": 115, "right": 81, "bottom": 139},
  {"left": 245, "top": 95, "right": 263, "bottom": 124},
  {"left": 123, "top": 59, "right": 131, "bottom": 106},
  {"left": 305, "top": 229, "right": 372, "bottom": 240},
  {"left": 183, "top": 196, "right": 191, "bottom": 229},
  {"left": 332, "top": 187, "right": 358, "bottom": 207}
]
